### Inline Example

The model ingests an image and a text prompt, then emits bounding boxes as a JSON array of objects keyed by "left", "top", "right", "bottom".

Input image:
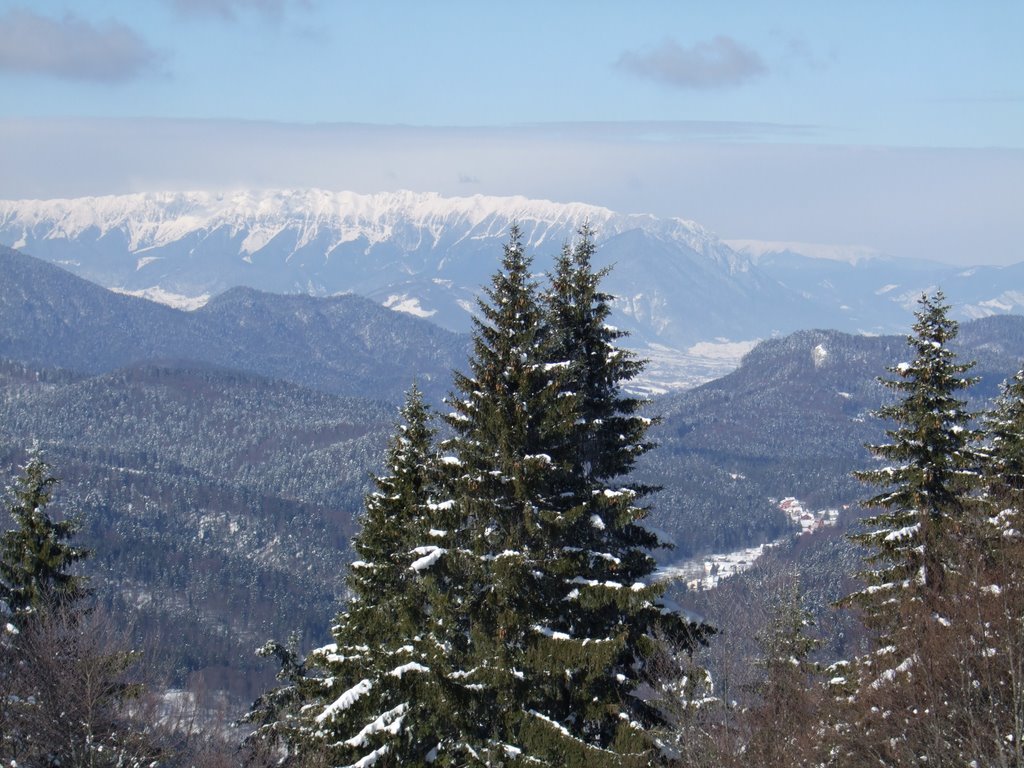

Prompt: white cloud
[{"left": 0, "top": 8, "right": 161, "bottom": 83}]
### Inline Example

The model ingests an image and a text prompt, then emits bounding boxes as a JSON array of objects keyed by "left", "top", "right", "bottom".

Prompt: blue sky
[{"left": 1, "top": 1, "right": 1022, "bottom": 264}]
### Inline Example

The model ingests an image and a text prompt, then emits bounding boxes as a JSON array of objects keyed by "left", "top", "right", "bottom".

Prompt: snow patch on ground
[
  {"left": 109, "top": 286, "right": 210, "bottom": 311},
  {"left": 383, "top": 293, "right": 437, "bottom": 318},
  {"left": 657, "top": 542, "right": 778, "bottom": 591},
  {"left": 812, "top": 343, "right": 828, "bottom": 368},
  {"left": 961, "top": 291, "right": 1024, "bottom": 318}
]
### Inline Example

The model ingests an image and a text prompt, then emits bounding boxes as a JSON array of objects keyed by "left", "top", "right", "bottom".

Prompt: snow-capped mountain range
[{"left": 2, "top": 189, "right": 1021, "bottom": 391}]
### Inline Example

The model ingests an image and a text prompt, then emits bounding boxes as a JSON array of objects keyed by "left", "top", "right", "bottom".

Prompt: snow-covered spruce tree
[
  {"left": 829, "top": 292, "right": 985, "bottom": 764},
  {"left": 293, "top": 386, "right": 470, "bottom": 766},
  {"left": 545, "top": 225, "right": 649, "bottom": 487},
  {"left": 527, "top": 226, "right": 711, "bottom": 762},
  {"left": 437, "top": 224, "right": 578, "bottom": 764},
  {"left": 984, "top": 367, "right": 1024, "bottom": 530},
  {"left": 941, "top": 366, "right": 1024, "bottom": 766},
  {"left": 0, "top": 450, "right": 87, "bottom": 620},
  {"left": 437, "top": 226, "right": 710, "bottom": 766},
  {"left": 241, "top": 634, "right": 313, "bottom": 765},
  {"left": 846, "top": 290, "right": 981, "bottom": 630}
]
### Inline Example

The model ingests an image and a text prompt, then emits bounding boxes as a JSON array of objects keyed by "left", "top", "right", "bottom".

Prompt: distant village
[
  {"left": 777, "top": 496, "right": 842, "bottom": 536},
  {"left": 661, "top": 497, "right": 843, "bottom": 591}
]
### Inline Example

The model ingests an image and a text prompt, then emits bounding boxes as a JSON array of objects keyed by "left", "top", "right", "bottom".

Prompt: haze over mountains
[{"left": 2, "top": 189, "right": 1022, "bottom": 391}]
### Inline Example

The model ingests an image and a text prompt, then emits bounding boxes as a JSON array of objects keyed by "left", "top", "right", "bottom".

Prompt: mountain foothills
[
  {"left": 0, "top": 246, "right": 466, "bottom": 403},
  {"left": 2, "top": 190, "right": 1022, "bottom": 379},
  {"left": 640, "top": 315, "right": 1024, "bottom": 556}
]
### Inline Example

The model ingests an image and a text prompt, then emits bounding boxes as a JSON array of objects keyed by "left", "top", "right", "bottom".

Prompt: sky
[{"left": 0, "top": 0, "right": 1021, "bottom": 265}]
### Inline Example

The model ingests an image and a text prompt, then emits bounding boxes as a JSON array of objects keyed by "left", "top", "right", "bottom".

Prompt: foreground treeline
[{"left": 2, "top": 227, "right": 1024, "bottom": 767}]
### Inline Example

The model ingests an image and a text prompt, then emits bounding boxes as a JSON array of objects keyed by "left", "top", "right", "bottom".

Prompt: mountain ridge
[
  {"left": 0, "top": 188, "right": 728, "bottom": 266},
  {"left": 3, "top": 189, "right": 1023, "bottom": 391},
  {"left": 2, "top": 249, "right": 1022, "bottom": 708}
]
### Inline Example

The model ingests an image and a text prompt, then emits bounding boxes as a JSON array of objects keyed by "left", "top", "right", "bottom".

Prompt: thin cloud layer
[
  {"left": 780, "top": 36, "right": 832, "bottom": 71},
  {"left": 617, "top": 36, "right": 766, "bottom": 89},
  {"left": 0, "top": 8, "right": 160, "bottom": 83},
  {"left": 169, "top": 0, "right": 309, "bottom": 21}
]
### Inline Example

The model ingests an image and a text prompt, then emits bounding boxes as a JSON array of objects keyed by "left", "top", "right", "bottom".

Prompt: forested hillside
[
  {"left": 0, "top": 246, "right": 468, "bottom": 403},
  {"left": 0, "top": 359, "right": 393, "bottom": 699},
  {"left": 641, "top": 316, "right": 1024, "bottom": 557}
]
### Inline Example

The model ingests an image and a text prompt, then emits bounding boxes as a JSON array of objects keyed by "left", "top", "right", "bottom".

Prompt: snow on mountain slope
[
  {"left": 0, "top": 189, "right": 759, "bottom": 350},
  {"left": 2, "top": 189, "right": 1021, "bottom": 392},
  {"left": 0, "top": 189, "right": 728, "bottom": 268},
  {"left": 730, "top": 240, "right": 1024, "bottom": 332}
]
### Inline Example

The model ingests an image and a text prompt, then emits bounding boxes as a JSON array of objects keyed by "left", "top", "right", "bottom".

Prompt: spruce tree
[
  {"left": 0, "top": 450, "right": 87, "bottom": 620},
  {"left": 441, "top": 226, "right": 710, "bottom": 765},
  {"left": 744, "top": 580, "right": 822, "bottom": 767},
  {"left": 242, "top": 635, "right": 312, "bottom": 765},
  {"left": 836, "top": 290, "right": 985, "bottom": 756},
  {"left": 440, "top": 224, "right": 577, "bottom": 763},
  {"left": 830, "top": 309, "right": 1024, "bottom": 768},
  {"left": 254, "top": 228, "right": 712, "bottom": 766},
  {"left": 832, "top": 293, "right": 975, "bottom": 759},
  {"left": 847, "top": 291, "right": 980, "bottom": 628},
  {"left": 298, "top": 385, "right": 468, "bottom": 767},
  {"left": 517, "top": 226, "right": 709, "bottom": 764},
  {"left": 985, "top": 367, "right": 1024, "bottom": 527},
  {"left": 546, "top": 225, "right": 649, "bottom": 484},
  {"left": 0, "top": 452, "right": 159, "bottom": 767}
]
